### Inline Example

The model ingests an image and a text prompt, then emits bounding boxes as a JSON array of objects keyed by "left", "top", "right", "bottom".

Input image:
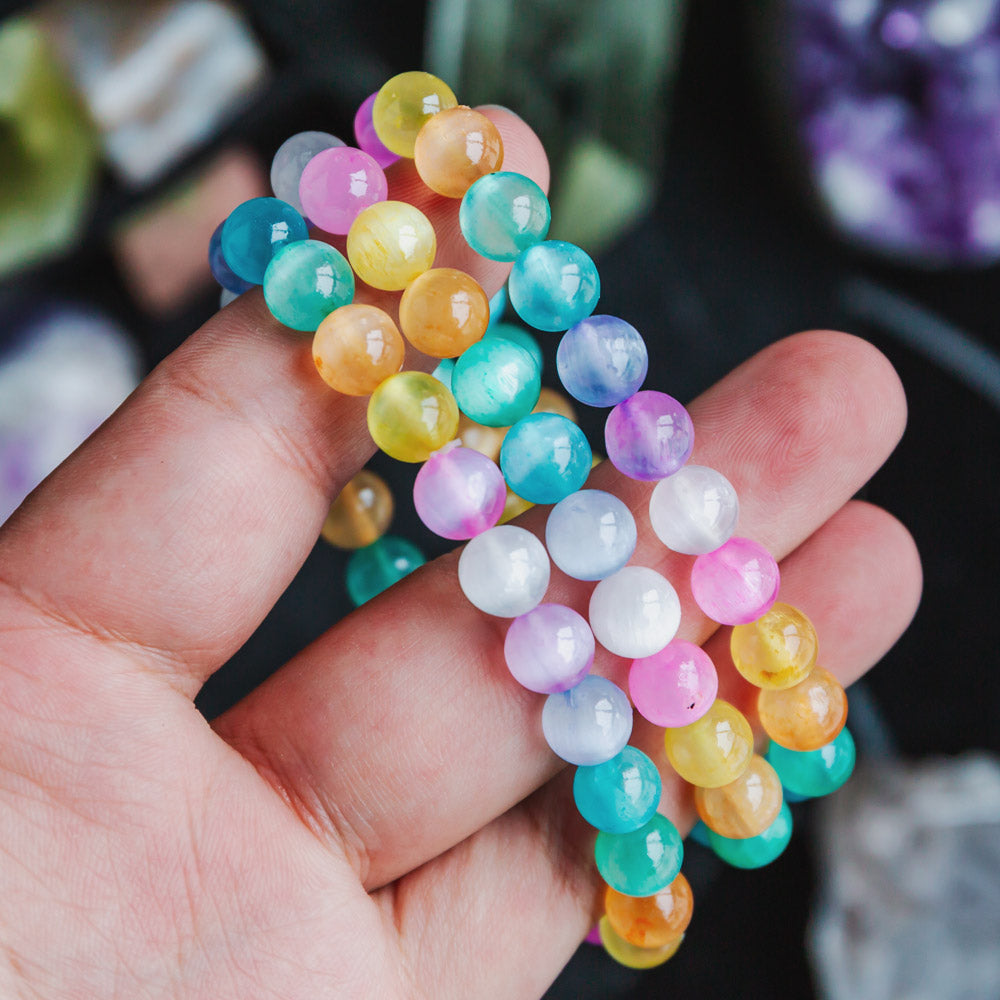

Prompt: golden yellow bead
[
  {"left": 414, "top": 106, "right": 504, "bottom": 197},
  {"left": 372, "top": 71, "right": 458, "bottom": 158},
  {"left": 599, "top": 918, "right": 684, "bottom": 970},
  {"left": 730, "top": 602, "right": 819, "bottom": 690},
  {"left": 455, "top": 412, "right": 508, "bottom": 461},
  {"left": 757, "top": 666, "right": 848, "bottom": 751},
  {"left": 532, "top": 386, "right": 578, "bottom": 423},
  {"left": 499, "top": 487, "right": 533, "bottom": 523},
  {"left": 694, "top": 753, "right": 783, "bottom": 838},
  {"left": 366, "top": 371, "right": 459, "bottom": 463},
  {"left": 312, "top": 304, "right": 405, "bottom": 396},
  {"left": 664, "top": 699, "right": 754, "bottom": 788},
  {"left": 398, "top": 267, "right": 490, "bottom": 357},
  {"left": 321, "top": 470, "right": 394, "bottom": 549},
  {"left": 605, "top": 874, "right": 693, "bottom": 949},
  {"left": 347, "top": 201, "right": 437, "bottom": 291}
]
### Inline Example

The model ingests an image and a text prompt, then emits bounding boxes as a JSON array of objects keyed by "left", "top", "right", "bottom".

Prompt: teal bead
[
  {"left": 459, "top": 171, "right": 551, "bottom": 262},
  {"left": 221, "top": 196, "right": 308, "bottom": 284},
  {"left": 431, "top": 357, "right": 454, "bottom": 391},
  {"left": 706, "top": 802, "right": 793, "bottom": 869},
  {"left": 595, "top": 813, "right": 683, "bottom": 897},
  {"left": 687, "top": 820, "right": 712, "bottom": 847},
  {"left": 500, "top": 412, "right": 592, "bottom": 504},
  {"left": 508, "top": 240, "right": 601, "bottom": 332},
  {"left": 263, "top": 239, "right": 354, "bottom": 331},
  {"left": 484, "top": 322, "right": 544, "bottom": 373},
  {"left": 573, "top": 746, "right": 661, "bottom": 834},
  {"left": 487, "top": 285, "right": 507, "bottom": 327},
  {"left": 766, "top": 728, "right": 856, "bottom": 798},
  {"left": 345, "top": 535, "right": 425, "bottom": 606},
  {"left": 452, "top": 338, "right": 541, "bottom": 427}
]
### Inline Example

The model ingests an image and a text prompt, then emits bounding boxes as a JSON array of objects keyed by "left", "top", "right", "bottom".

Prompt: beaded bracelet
[{"left": 209, "top": 70, "right": 857, "bottom": 971}]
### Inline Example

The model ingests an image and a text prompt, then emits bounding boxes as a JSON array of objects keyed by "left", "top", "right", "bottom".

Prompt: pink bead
[
  {"left": 354, "top": 92, "right": 400, "bottom": 169},
  {"left": 629, "top": 641, "right": 718, "bottom": 727},
  {"left": 413, "top": 445, "right": 506, "bottom": 540},
  {"left": 690, "top": 536, "right": 780, "bottom": 625},
  {"left": 298, "top": 146, "right": 388, "bottom": 234}
]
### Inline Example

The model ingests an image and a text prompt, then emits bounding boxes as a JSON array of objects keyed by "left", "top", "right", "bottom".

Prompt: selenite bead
[
  {"left": 707, "top": 801, "right": 792, "bottom": 869},
  {"left": 321, "top": 469, "right": 394, "bottom": 549},
  {"left": 730, "top": 602, "right": 818, "bottom": 689},
  {"left": 270, "top": 131, "right": 345, "bottom": 214},
  {"left": 503, "top": 603, "right": 594, "bottom": 693},
  {"left": 648, "top": 464, "right": 740, "bottom": 555},
  {"left": 459, "top": 171, "right": 551, "bottom": 261},
  {"left": 372, "top": 71, "right": 458, "bottom": 158},
  {"left": 209, "top": 222, "right": 253, "bottom": 293},
  {"left": 457, "top": 524, "right": 549, "bottom": 617},
  {"left": 629, "top": 640, "right": 718, "bottom": 728},
  {"left": 588, "top": 566, "right": 681, "bottom": 659},
  {"left": 414, "top": 106, "right": 504, "bottom": 198},
  {"left": 484, "top": 322, "right": 543, "bottom": 373},
  {"left": 599, "top": 919, "right": 684, "bottom": 970},
  {"left": 488, "top": 284, "right": 507, "bottom": 325},
  {"left": 556, "top": 315, "right": 648, "bottom": 407},
  {"left": 313, "top": 303, "right": 405, "bottom": 396},
  {"left": 594, "top": 813, "right": 683, "bottom": 897},
  {"left": 452, "top": 339, "right": 540, "bottom": 427},
  {"left": 544, "top": 489, "right": 637, "bottom": 581},
  {"left": 691, "top": 537, "right": 781, "bottom": 627},
  {"left": 412, "top": 444, "right": 505, "bottom": 539},
  {"left": 345, "top": 535, "right": 425, "bottom": 606},
  {"left": 399, "top": 267, "right": 490, "bottom": 358},
  {"left": 758, "top": 667, "right": 848, "bottom": 751},
  {"left": 604, "top": 873, "right": 693, "bottom": 948},
  {"left": 663, "top": 699, "right": 754, "bottom": 788},
  {"left": 354, "top": 92, "right": 400, "bottom": 169},
  {"left": 263, "top": 239, "right": 354, "bottom": 332},
  {"left": 367, "top": 371, "right": 459, "bottom": 463},
  {"left": 298, "top": 147, "right": 388, "bottom": 235},
  {"left": 508, "top": 240, "right": 601, "bottom": 332},
  {"left": 605, "top": 391, "right": 694, "bottom": 481},
  {"left": 221, "top": 197, "right": 308, "bottom": 284},
  {"left": 573, "top": 746, "right": 661, "bottom": 833},
  {"left": 532, "top": 386, "right": 576, "bottom": 422},
  {"left": 542, "top": 676, "right": 632, "bottom": 765},
  {"left": 766, "top": 727, "right": 856, "bottom": 798},
  {"left": 347, "top": 201, "right": 437, "bottom": 291},
  {"left": 499, "top": 412, "right": 592, "bottom": 504},
  {"left": 694, "top": 754, "right": 784, "bottom": 839}
]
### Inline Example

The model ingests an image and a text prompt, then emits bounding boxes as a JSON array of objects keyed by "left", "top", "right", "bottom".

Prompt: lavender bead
[
  {"left": 413, "top": 445, "right": 506, "bottom": 540},
  {"left": 354, "top": 92, "right": 400, "bottom": 169},
  {"left": 542, "top": 675, "right": 633, "bottom": 765},
  {"left": 504, "top": 603, "right": 595, "bottom": 693},
  {"left": 556, "top": 315, "right": 648, "bottom": 407},
  {"left": 605, "top": 391, "right": 694, "bottom": 481},
  {"left": 545, "top": 489, "right": 637, "bottom": 581},
  {"left": 270, "top": 131, "right": 345, "bottom": 214}
]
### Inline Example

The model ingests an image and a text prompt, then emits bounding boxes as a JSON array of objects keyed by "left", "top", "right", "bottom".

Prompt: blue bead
[
  {"left": 500, "top": 412, "right": 592, "bottom": 504},
  {"left": 508, "top": 240, "right": 601, "bottom": 332},
  {"left": 221, "top": 197, "right": 308, "bottom": 284},
  {"left": 459, "top": 171, "right": 551, "bottom": 262},
  {"left": 707, "top": 802, "right": 793, "bottom": 869},
  {"left": 209, "top": 222, "right": 254, "bottom": 294},
  {"left": 431, "top": 357, "right": 454, "bottom": 390},
  {"left": 263, "top": 239, "right": 354, "bottom": 331},
  {"left": 687, "top": 820, "right": 712, "bottom": 847},
  {"left": 767, "top": 728, "right": 856, "bottom": 798},
  {"left": 595, "top": 814, "right": 684, "bottom": 896},
  {"left": 484, "top": 322, "right": 544, "bottom": 373},
  {"left": 557, "top": 315, "right": 648, "bottom": 407},
  {"left": 573, "top": 746, "right": 661, "bottom": 833},
  {"left": 487, "top": 285, "right": 507, "bottom": 327},
  {"left": 452, "top": 338, "right": 540, "bottom": 427},
  {"left": 545, "top": 489, "right": 636, "bottom": 580},
  {"left": 542, "top": 675, "right": 632, "bottom": 765},
  {"left": 345, "top": 536, "right": 425, "bottom": 606}
]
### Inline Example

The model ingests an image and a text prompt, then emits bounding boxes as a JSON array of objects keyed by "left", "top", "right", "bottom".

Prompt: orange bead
[
  {"left": 321, "top": 469, "right": 394, "bottom": 549},
  {"left": 455, "top": 412, "right": 508, "bottom": 461},
  {"left": 758, "top": 666, "right": 848, "bottom": 751},
  {"left": 532, "top": 386, "right": 578, "bottom": 423},
  {"left": 312, "top": 304, "right": 405, "bottom": 396},
  {"left": 694, "top": 754, "right": 783, "bottom": 838},
  {"left": 414, "top": 106, "right": 504, "bottom": 197},
  {"left": 398, "top": 267, "right": 490, "bottom": 357},
  {"left": 605, "top": 873, "right": 693, "bottom": 949}
]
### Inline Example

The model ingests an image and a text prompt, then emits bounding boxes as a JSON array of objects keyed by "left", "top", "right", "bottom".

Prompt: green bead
[
  {"left": 766, "top": 728, "right": 856, "bottom": 798},
  {"left": 595, "top": 813, "right": 683, "bottom": 897},
  {"left": 706, "top": 801, "right": 792, "bottom": 869},
  {"left": 452, "top": 338, "right": 540, "bottom": 427},
  {"left": 263, "top": 239, "right": 354, "bottom": 331},
  {"left": 345, "top": 535, "right": 425, "bottom": 606},
  {"left": 484, "top": 322, "right": 544, "bottom": 374}
]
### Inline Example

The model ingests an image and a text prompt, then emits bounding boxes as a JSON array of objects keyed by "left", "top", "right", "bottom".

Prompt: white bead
[
  {"left": 648, "top": 464, "right": 739, "bottom": 555},
  {"left": 588, "top": 566, "right": 680, "bottom": 658},
  {"left": 458, "top": 524, "right": 550, "bottom": 617},
  {"left": 270, "top": 131, "right": 345, "bottom": 214}
]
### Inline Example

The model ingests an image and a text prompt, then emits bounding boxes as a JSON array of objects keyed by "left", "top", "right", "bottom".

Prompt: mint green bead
[
  {"left": 706, "top": 802, "right": 793, "bottom": 869},
  {"left": 595, "top": 813, "right": 683, "bottom": 897},
  {"left": 345, "top": 535, "right": 425, "bottom": 606},
  {"left": 766, "top": 728, "right": 856, "bottom": 798},
  {"left": 460, "top": 171, "right": 550, "bottom": 262},
  {"left": 452, "top": 338, "right": 541, "bottom": 427},
  {"left": 484, "top": 322, "right": 544, "bottom": 374},
  {"left": 263, "top": 239, "right": 354, "bottom": 331}
]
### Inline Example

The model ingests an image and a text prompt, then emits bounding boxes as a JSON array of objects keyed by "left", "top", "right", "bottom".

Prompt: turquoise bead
[
  {"left": 573, "top": 746, "right": 661, "bottom": 834},
  {"left": 221, "top": 197, "right": 308, "bottom": 284},
  {"left": 263, "top": 239, "right": 354, "bottom": 331},
  {"left": 459, "top": 171, "right": 551, "bottom": 262},
  {"left": 706, "top": 802, "right": 793, "bottom": 869},
  {"left": 487, "top": 285, "right": 507, "bottom": 327},
  {"left": 431, "top": 357, "right": 454, "bottom": 390},
  {"left": 484, "top": 322, "right": 544, "bottom": 373},
  {"left": 452, "top": 338, "right": 541, "bottom": 427},
  {"left": 595, "top": 813, "right": 683, "bottom": 897},
  {"left": 767, "top": 728, "right": 856, "bottom": 798},
  {"left": 499, "top": 412, "right": 592, "bottom": 504},
  {"left": 687, "top": 820, "right": 712, "bottom": 847},
  {"left": 508, "top": 240, "right": 601, "bottom": 332},
  {"left": 345, "top": 535, "right": 425, "bottom": 606}
]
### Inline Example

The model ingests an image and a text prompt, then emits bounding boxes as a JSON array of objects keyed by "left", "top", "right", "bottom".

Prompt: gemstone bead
[
  {"left": 500, "top": 487, "right": 533, "bottom": 523},
  {"left": 312, "top": 304, "right": 405, "bottom": 396},
  {"left": 263, "top": 239, "right": 354, "bottom": 331},
  {"left": 573, "top": 746, "right": 662, "bottom": 833},
  {"left": 730, "top": 602, "right": 818, "bottom": 688},
  {"left": 691, "top": 537, "right": 781, "bottom": 626},
  {"left": 499, "top": 412, "right": 592, "bottom": 504},
  {"left": 599, "top": 919, "right": 684, "bottom": 970},
  {"left": 353, "top": 92, "right": 400, "bottom": 169},
  {"left": 663, "top": 699, "right": 754, "bottom": 788},
  {"left": 757, "top": 667, "right": 848, "bottom": 751},
  {"left": 270, "top": 131, "right": 345, "bottom": 214},
  {"left": 321, "top": 469, "right": 394, "bottom": 549},
  {"left": 488, "top": 284, "right": 507, "bottom": 325},
  {"left": 414, "top": 106, "right": 504, "bottom": 197},
  {"left": 221, "top": 197, "right": 308, "bottom": 284},
  {"left": 412, "top": 444, "right": 505, "bottom": 540},
  {"left": 484, "top": 322, "right": 543, "bottom": 373},
  {"left": 648, "top": 464, "right": 740, "bottom": 555},
  {"left": 556, "top": 315, "right": 648, "bottom": 407},
  {"left": 452, "top": 338, "right": 540, "bottom": 426},
  {"left": 766, "top": 727, "right": 856, "bottom": 798},
  {"left": 372, "top": 71, "right": 458, "bottom": 158},
  {"left": 366, "top": 371, "right": 459, "bottom": 462},
  {"left": 208, "top": 222, "right": 254, "bottom": 293},
  {"left": 604, "top": 873, "right": 694, "bottom": 948},
  {"left": 456, "top": 412, "right": 506, "bottom": 461},
  {"left": 595, "top": 813, "right": 683, "bottom": 897},
  {"left": 457, "top": 524, "right": 549, "bottom": 617},
  {"left": 694, "top": 754, "right": 784, "bottom": 839},
  {"left": 706, "top": 802, "right": 793, "bottom": 869},
  {"left": 605, "top": 390, "right": 694, "bottom": 481},
  {"left": 503, "top": 603, "right": 594, "bottom": 693},
  {"left": 532, "top": 386, "right": 576, "bottom": 422},
  {"left": 542, "top": 676, "right": 632, "bottom": 765},
  {"left": 431, "top": 357, "right": 454, "bottom": 390},
  {"left": 629, "top": 640, "right": 718, "bottom": 728},
  {"left": 398, "top": 267, "right": 490, "bottom": 358},
  {"left": 298, "top": 146, "right": 388, "bottom": 235},
  {"left": 345, "top": 535, "right": 425, "bottom": 606},
  {"left": 459, "top": 171, "right": 551, "bottom": 261},
  {"left": 347, "top": 201, "right": 436, "bottom": 291},
  {"left": 508, "top": 240, "right": 601, "bottom": 332},
  {"left": 589, "top": 566, "right": 681, "bottom": 658},
  {"left": 544, "top": 489, "right": 637, "bottom": 581}
]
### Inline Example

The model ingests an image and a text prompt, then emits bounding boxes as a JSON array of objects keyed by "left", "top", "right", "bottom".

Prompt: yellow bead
[
  {"left": 456, "top": 413, "right": 507, "bottom": 461},
  {"left": 414, "top": 106, "right": 504, "bottom": 197},
  {"left": 605, "top": 874, "right": 693, "bottom": 949},
  {"left": 372, "top": 71, "right": 458, "bottom": 158},
  {"left": 321, "top": 470, "right": 394, "bottom": 549},
  {"left": 758, "top": 666, "right": 848, "bottom": 751},
  {"left": 347, "top": 201, "right": 437, "bottom": 291},
  {"left": 599, "top": 918, "right": 684, "bottom": 969},
  {"left": 367, "top": 371, "right": 459, "bottom": 463},
  {"left": 499, "top": 486, "right": 533, "bottom": 523},
  {"left": 398, "top": 267, "right": 490, "bottom": 357},
  {"left": 730, "top": 602, "right": 819, "bottom": 690},
  {"left": 694, "top": 753, "right": 783, "bottom": 838},
  {"left": 312, "top": 304, "right": 405, "bottom": 396},
  {"left": 532, "top": 386, "right": 578, "bottom": 423},
  {"left": 664, "top": 699, "right": 754, "bottom": 788}
]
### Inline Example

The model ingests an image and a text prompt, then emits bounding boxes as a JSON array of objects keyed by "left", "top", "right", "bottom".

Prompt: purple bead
[
  {"left": 584, "top": 925, "right": 603, "bottom": 946},
  {"left": 604, "top": 390, "right": 694, "bottom": 481},
  {"left": 298, "top": 146, "right": 388, "bottom": 235},
  {"left": 629, "top": 640, "right": 718, "bottom": 728},
  {"left": 413, "top": 445, "right": 506, "bottom": 540},
  {"left": 556, "top": 315, "right": 648, "bottom": 407},
  {"left": 354, "top": 92, "right": 400, "bottom": 169},
  {"left": 542, "top": 675, "right": 633, "bottom": 766},
  {"left": 690, "top": 536, "right": 780, "bottom": 626},
  {"left": 208, "top": 222, "right": 254, "bottom": 294},
  {"left": 504, "top": 603, "right": 595, "bottom": 694}
]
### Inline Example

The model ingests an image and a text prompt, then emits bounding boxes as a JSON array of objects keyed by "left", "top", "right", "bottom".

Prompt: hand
[{"left": 0, "top": 112, "right": 920, "bottom": 999}]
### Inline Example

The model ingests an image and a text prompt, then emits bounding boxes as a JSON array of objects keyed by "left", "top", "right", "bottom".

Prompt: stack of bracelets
[{"left": 208, "top": 70, "right": 857, "bottom": 972}]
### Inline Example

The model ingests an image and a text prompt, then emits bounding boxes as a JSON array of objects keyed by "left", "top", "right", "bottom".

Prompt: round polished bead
[
  {"left": 354, "top": 92, "right": 400, "bottom": 169},
  {"left": 556, "top": 315, "right": 648, "bottom": 407},
  {"left": 367, "top": 371, "right": 459, "bottom": 462},
  {"left": 694, "top": 754, "right": 783, "bottom": 839},
  {"left": 372, "top": 71, "right": 458, "bottom": 157},
  {"left": 345, "top": 535, "right": 424, "bottom": 606},
  {"left": 663, "top": 699, "right": 754, "bottom": 788},
  {"left": 414, "top": 106, "right": 504, "bottom": 197},
  {"left": 604, "top": 873, "right": 693, "bottom": 948},
  {"left": 270, "top": 131, "right": 345, "bottom": 214},
  {"left": 595, "top": 813, "right": 683, "bottom": 897},
  {"left": 459, "top": 171, "right": 551, "bottom": 261},
  {"left": 221, "top": 197, "right": 308, "bottom": 284},
  {"left": 691, "top": 537, "right": 780, "bottom": 626},
  {"left": 573, "top": 746, "right": 661, "bottom": 833},
  {"left": 648, "top": 464, "right": 740, "bottom": 555},
  {"left": 707, "top": 801, "right": 793, "bottom": 869},
  {"left": 504, "top": 603, "right": 594, "bottom": 693},
  {"left": 545, "top": 489, "right": 636, "bottom": 581},
  {"left": 508, "top": 240, "right": 601, "bottom": 332},
  {"left": 767, "top": 727, "right": 856, "bottom": 798},
  {"left": 629, "top": 640, "right": 718, "bottom": 728},
  {"left": 532, "top": 386, "right": 576, "bottom": 422},
  {"left": 431, "top": 357, "right": 454, "bottom": 390},
  {"left": 263, "top": 240, "right": 354, "bottom": 331},
  {"left": 452, "top": 339, "right": 540, "bottom": 427},
  {"left": 605, "top": 391, "right": 694, "bottom": 481},
  {"left": 347, "top": 201, "right": 437, "bottom": 291},
  {"left": 321, "top": 469, "right": 394, "bottom": 549},
  {"left": 542, "top": 676, "right": 632, "bottom": 765},
  {"left": 730, "top": 602, "right": 818, "bottom": 689},
  {"left": 589, "top": 566, "right": 681, "bottom": 658},
  {"left": 599, "top": 919, "right": 684, "bottom": 970},
  {"left": 399, "top": 267, "right": 490, "bottom": 358},
  {"left": 499, "top": 412, "right": 592, "bottom": 504},
  {"left": 209, "top": 222, "right": 254, "bottom": 293},
  {"left": 484, "top": 322, "right": 543, "bottom": 373},
  {"left": 499, "top": 487, "right": 533, "bottom": 523},
  {"left": 488, "top": 284, "right": 507, "bottom": 326},
  {"left": 758, "top": 667, "right": 848, "bottom": 751},
  {"left": 312, "top": 304, "right": 405, "bottom": 396},
  {"left": 456, "top": 412, "right": 506, "bottom": 461},
  {"left": 457, "top": 524, "right": 549, "bottom": 617},
  {"left": 412, "top": 445, "right": 505, "bottom": 540},
  {"left": 298, "top": 147, "right": 388, "bottom": 235}
]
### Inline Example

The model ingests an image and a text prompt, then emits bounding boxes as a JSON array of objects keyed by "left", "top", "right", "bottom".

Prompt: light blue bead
[
  {"left": 431, "top": 357, "right": 454, "bottom": 390},
  {"left": 707, "top": 802, "right": 793, "bottom": 869},
  {"left": 263, "top": 239, "right": 354, "bottom": 331},
  {"left": 545, "top": 489, "right": 636, "bottom": 580},
  {"left": 209, "top": 222, "right": 254, "bottom": 294},
  {"left": 595, "top": 814, "right": 684, "bottom": 897},
  {"left": 500, "top": 412, "right": 592, "bottom": 504},
  {"left": 767, "top": 728, "right": 856, "bottom": 798},
  {"left": 345, "top": 536, "right": 425, "bottom": 606},
  {"left": 573, "top": 746, "right": 661, "bottom": 833},
  {"left": 508, "top": 240, "right": 601, "bottom": 332},
  {"left": 459, "top": 171, "right": 551, "bottom": 262},
  {"left": 487, "top": 285, "right": 507, "bottom": 327},
  {"left": 221, "top": 197, "right": 308, "bottom": 284},
  {"left": 452, "top": 338, "right": 540, "bottom": 427},
  {"left": 484, "top": 322, "right": 543, "bottom": 373},
  {"left": 542, "top": 675, "right": 632, "bottom": 765},
  {"left": 557, "top": 315, "right": 648, "bottom": 407}
]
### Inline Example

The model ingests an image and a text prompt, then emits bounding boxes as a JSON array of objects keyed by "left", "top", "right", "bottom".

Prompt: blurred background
[{"left": 1, "top": 0, "right": 999, "bottom": 996}]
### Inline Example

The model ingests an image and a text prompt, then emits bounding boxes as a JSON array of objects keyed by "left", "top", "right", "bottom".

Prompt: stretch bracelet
[{"left": 209, "top": 70, "right": 856, "bottom": 971}]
